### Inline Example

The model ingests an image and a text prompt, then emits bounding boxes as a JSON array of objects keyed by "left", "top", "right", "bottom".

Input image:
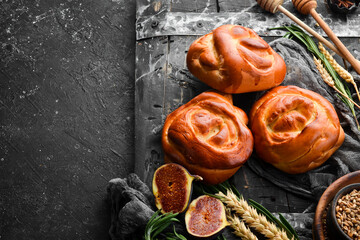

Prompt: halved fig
[
  {"left": 185, "top": 195, "right": 229, "bottom": 239},
  {"left": 152, "top": 163, "right": 202, "bottom": 213}
]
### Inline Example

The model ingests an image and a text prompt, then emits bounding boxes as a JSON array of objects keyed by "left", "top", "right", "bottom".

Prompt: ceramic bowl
[
  {"left": 328, "top": 183, "right": 360, "bottom": 239},
  {"left": 326, "top": 0, "right": 360, "bottom": 14},
  {"left": 313, "top": 170, "right": 360, "bottom": 240}
]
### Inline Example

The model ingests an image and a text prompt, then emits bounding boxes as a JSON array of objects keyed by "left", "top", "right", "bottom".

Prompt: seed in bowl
[{"left": 336, "top": 189, "right": 360, "bottom": 240}]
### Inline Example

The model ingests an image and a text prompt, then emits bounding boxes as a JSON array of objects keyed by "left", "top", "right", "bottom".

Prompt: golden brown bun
[
  {"left": 250, "top": 85, "right": 345, "bottom": 174},
  {"left": 162, "top": 91, "right": 254, "bottom": 185},
  {"left": 186, "top": 24, "right": 286, "bottom": 94}
]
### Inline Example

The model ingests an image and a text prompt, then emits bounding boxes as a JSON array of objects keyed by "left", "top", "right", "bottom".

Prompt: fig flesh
[
  {"left": 185, "top": 195, "right": 229, "bottom": 238},
  {"left": 152, "top": 163, "right": 202, "bottom": 213}
]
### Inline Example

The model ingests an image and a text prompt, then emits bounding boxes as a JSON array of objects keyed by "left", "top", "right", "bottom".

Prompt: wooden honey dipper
[
  {"left": 292, "top": 0, "right": 360, "bottom": 74},
  {"left": 256, "top": 0, "right": 343, "bottom": 58}
]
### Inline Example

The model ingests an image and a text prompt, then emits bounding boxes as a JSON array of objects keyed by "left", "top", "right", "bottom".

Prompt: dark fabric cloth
[
  {"left": 244, "top": 38, "right": 360, "bottom": 201},
  {"left": 107, "top": 173, "right": 155, "bottom": 240}
]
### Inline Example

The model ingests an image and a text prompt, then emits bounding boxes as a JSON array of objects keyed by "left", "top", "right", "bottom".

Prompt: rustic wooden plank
[
  {"left": 234, "top": 166, "right": 294, "bottom": 213},
  {"left": 219, "top": 0, "right": 337, "bottom": 14},
  {"left": 135, "top": 11, "right": 295, "bottom": 39},
  {"left": 134, "top": 35, "right": 208, "bottom": 187},
  {"left": 135, "top": 33, "right": 313, "bottom": 212},
  {"left": 170, "top": 0, "right": 218, "bottom": 13},
  {"left": 218, "top": 0, "right": 254, "bottom": 11},
  {"left": 233, "top": 166, "right": 312, "bottom": 214},
  {"left": 136, "top": 0, "right": 170, "bottom": 18},
  {"left": 134, "top": 37, "right": 169, "bottom": 186},
  {"left": 136, "top": 10, "right": 360, "bottom": 40},
  {"left": 340, "top": 38, "right": 360, "bottom": 64},
  {"left": 134, "top": 0, "right": 360, "bottom": 221},
  {"left": 164, "top": 35, "right": 209, "bottom": 115}
]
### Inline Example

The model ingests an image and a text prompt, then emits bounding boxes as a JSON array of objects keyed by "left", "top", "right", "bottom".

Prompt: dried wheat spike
[
  {"left": 318, "top": 42, "right": 360, "bottom": 102},
  {"left": 217, "top": 191, "right": 290, "bottom": 240},
  {"left": 226, "top": 209, "right": 258, "bottom": 240},
  {"left": 314, "top": 56, "right": 360, "bottom": 111}
]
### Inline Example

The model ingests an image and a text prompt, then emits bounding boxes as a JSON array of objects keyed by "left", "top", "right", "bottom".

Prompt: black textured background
[{"left": 0, "top": 0, "right": 135, "bottom": 238}]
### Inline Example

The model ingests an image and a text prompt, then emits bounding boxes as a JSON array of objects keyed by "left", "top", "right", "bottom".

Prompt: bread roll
[
  {"left": 186, "top": 24, "right": 286, "bottom": 94},
  {"left": 250, "top": 85, "right": 345, "bottom": 174},
  {"left": 162, "top": 91, "right": 253, "bottom": 184}
]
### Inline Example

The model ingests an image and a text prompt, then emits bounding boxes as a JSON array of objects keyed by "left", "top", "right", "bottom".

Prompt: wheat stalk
[
  {"left": 226, "top": 208, "right": 258, "bottom": 240},
  {"left": 217, "top": 191, "right": 290, "bottom": 240},
  {"left": 313, "top": 56, "right": 335, "bottom": 87},
  {"left": 319, "top": 42, "right": 353, "bottom": 81},
  {"left": 314, "top": 56, "right": 360, "bottom": 111},
  {"left": 318, "top": 42, "right": 360, "bottom": 102}
]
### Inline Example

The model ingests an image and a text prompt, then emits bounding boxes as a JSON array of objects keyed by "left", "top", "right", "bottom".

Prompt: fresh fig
[
  {"left": 152, "top": 163, "right": 202, "bottom": 213},
  {"left": 185, "top": 195, "right": 229, "bottom": 239}
]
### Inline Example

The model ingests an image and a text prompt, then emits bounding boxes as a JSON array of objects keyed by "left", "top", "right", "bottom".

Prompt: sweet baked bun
[
  {"left": 162, "top": 91, "right": 254, "bottom": 185},
  {"left": 186, "top": 24, "right": 286, "bottom": 94},
  {"left": 250, "top": 85, "right": 345, "bottom": 174}
]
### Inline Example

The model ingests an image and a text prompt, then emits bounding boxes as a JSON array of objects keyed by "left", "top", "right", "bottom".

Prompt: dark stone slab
[{"left": 0, "top": 0, "right": 136, "bottom": 239}]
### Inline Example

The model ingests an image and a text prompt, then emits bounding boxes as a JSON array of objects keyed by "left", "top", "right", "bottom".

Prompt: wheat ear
[
  {"left": 226, "top": 208, "right": 258, "bottom": 240},
  {"left": 217, "top": 191, "right": 290, "bottom": 240},
  {"left": 313, "top": 56, "right": 360, "bottom": 111},
  {"left": 318, "top": 42, "right": 360, "bottom": 102}
]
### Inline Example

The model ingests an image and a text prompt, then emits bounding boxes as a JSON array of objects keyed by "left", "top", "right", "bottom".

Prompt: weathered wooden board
[
  {"left": 135, "top": 39, "right": 313, "bottom": 213},
  {"left": 134, "top": 0, "right": 360, "bottom": 216},
  {"left": 170, "top": 0, "right": 218, "bottom": 13},
  {"left": 134, "top": 36, "right": 168, "bottom": 185},
  {"left": 136, "top": 2, "right": 360, "bottom": 39}
]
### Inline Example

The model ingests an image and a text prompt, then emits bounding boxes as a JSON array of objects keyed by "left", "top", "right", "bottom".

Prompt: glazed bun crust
[
  {"left": 162, "top": 91, "right": 254, "bottom": 185},
  {"left": 186, "top": 24, "right": 286, "bottom": 93},
  {"left": 250, "top": 85, "right": 345, "bottom": 174}
]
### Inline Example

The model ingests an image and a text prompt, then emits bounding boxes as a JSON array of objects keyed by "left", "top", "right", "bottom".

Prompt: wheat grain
[
  {"left": 314, "top": 56, "right": 360, "bottom": 111},
  {"left": 314, "top": 56, "right": 334, "bottom": 87},
  {"left": 319, "top": 42, "right": 353, "bottom": 82},
  {"left": 226, "top": 208, "right": 258, "bottom": 240},
  {"left": 217, "top": 191, "right": 290, "bottom": 240},
  {"left": 318, "top": 42, "right": 360, "bottom": 102}
]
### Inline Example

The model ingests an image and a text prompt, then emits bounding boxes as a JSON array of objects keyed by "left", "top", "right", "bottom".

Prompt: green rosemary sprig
[
  {"left": 216, "top": 235, "right": 227, "bottom": 240},
  {"left": 164, "top": 226, "right": 187, "bottom": 240},
  {"left": 272, "top": 24, "right": 359, "bottom": 129},
  {"left": 144, "top": 210, "right": 180, "bottom": 240}
]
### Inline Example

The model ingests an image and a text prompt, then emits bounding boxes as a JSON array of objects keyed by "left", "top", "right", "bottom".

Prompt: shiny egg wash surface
[
  {"left": 188, "top": 196, "right": 223, "bottom": 235},
  {"left": 155, "top": 164, "right": 188, "bottom": 213}
]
